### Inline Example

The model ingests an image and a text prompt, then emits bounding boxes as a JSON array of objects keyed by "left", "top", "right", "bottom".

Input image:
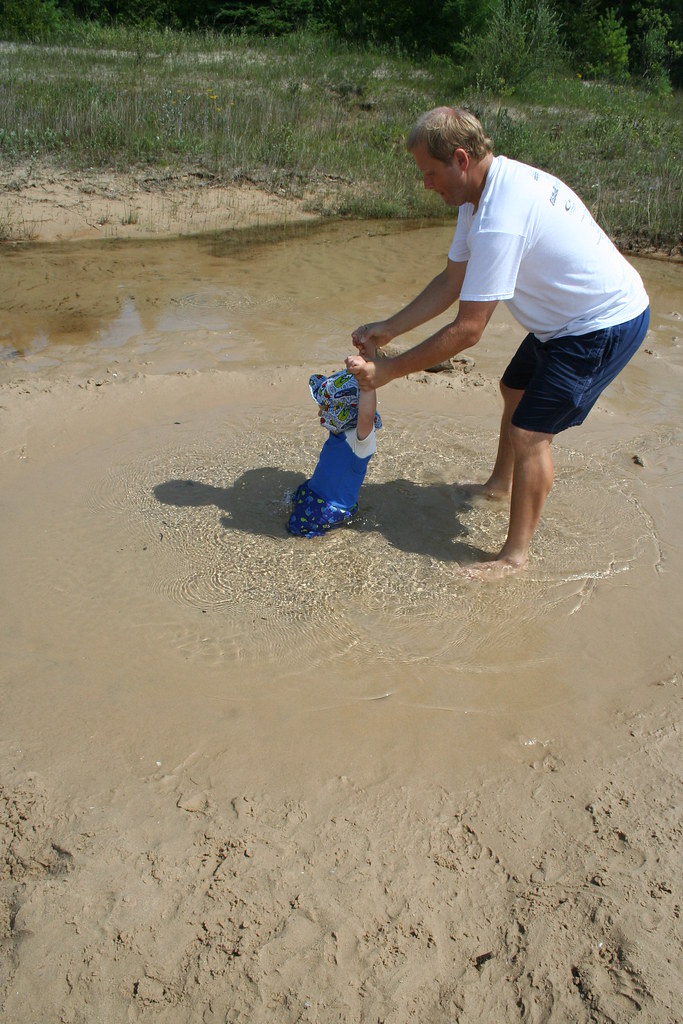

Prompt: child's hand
[
  {"left": 346, "top": 353, "right": 366, "bottom": 373},
  {"left": 345, "top": 352, "right": 377, "bottom": 390}
]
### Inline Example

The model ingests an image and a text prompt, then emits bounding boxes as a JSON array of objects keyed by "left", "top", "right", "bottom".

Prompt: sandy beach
[{"left": 1, "top": 174, "right": 681, "bottom": 1023}]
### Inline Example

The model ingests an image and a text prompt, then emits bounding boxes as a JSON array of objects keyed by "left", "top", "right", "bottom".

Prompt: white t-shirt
[{"left": 448, "top": 156, "right": 648, "bottom": 342}]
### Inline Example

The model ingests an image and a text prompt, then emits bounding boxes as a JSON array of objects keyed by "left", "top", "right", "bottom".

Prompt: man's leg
[
  {"left": 460, "top": 423, "right": 554, "bottom": 578},
  {"left": 464, "top": 382, "right": 524, "bottom": 499},
  {"left": 481, "top": 382, "right": 525, "bottom": 498},
  {"left": 499, "top": 425, "right": 554, "bottom": 566}
]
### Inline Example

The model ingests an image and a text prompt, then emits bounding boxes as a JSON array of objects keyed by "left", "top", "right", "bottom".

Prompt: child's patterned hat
[{"left": 309, "top": 370, "right": 382, "bottom": 433}]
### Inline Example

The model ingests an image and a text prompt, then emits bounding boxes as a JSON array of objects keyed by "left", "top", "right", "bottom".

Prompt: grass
[
  {"left": 0, "top": 25, "right": 680, "bottom": 252},
  {"left": 0, "top": 197, "right": 39, "bottom": 241}
]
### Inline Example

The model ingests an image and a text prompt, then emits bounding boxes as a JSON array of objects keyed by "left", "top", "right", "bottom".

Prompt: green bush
[
  {"left": 590, "top": 7, "right": 630, "bottom": 80},
  {"left": 0, "top": 0, "right": 61, "bottom": 38},
  {"left": 567, "top": 2, "right": 630, "bottom": 81},
  {"left": 317, "top": 0, "right": 495, "bottom": 56},
  {"left": 633, "top": 3, "right": 683, "bottom": 95},
  {"left": 456, "top": 0, "right": 564, "bottom": 93},
  {"left": 216, "top": 0, "right": 316, "bottom": 35}
]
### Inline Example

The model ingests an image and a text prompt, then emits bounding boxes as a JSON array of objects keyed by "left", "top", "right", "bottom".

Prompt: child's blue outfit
[{"left": 287, "top": 369, "right": 381, "bottom": 538}]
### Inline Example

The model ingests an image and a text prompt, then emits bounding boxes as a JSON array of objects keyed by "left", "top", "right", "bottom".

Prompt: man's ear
[{"left": 452, "top": 147, "right": 470, "bottom": 171}]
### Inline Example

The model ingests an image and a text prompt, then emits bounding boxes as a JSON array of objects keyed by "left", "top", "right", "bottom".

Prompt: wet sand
[{"left": 1, "top": 209, "right": 681, "bottom": 1022}]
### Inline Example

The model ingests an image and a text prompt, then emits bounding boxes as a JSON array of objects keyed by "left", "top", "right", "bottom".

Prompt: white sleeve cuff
[{"left": 347, "top": 426, "right": 376, "bottom": 458}]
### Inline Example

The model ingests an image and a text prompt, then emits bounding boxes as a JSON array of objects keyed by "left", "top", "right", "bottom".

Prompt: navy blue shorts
[{"left": 501, "top": 308, "right": 650, "bottom": 435}]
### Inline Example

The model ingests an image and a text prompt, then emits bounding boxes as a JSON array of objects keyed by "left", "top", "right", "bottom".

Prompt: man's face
[{"left": 411, "top": 143, "right": 467, "bottom": 207}]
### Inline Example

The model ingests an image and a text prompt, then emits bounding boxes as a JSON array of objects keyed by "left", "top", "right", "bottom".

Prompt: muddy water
[
  {"left": 2, "top": 221, "right": 459, "bottom": 378},
  {"left": 1, "top": 221, "right": 681, "bottom": 796}
]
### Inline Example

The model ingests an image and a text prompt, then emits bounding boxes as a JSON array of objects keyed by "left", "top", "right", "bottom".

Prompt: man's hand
[{"left": 351, "top": 320, "right": 393, "bottom": 356}]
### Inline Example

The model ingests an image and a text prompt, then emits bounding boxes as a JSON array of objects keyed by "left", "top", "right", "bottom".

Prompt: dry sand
[
  {"left": 1, "top": 162, "right": 318, "bottom": 244},
  {"left": 0, "top": 173, "right": 681, "bottom": 1023}
]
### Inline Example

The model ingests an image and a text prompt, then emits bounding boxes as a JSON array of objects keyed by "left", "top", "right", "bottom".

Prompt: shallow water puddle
[
  {"left": 1, "top": 220, "right": 454, "bottom": 376},
  {"left": 1, "top": 221, "right": 681, "bottom": 787},
  {"left": 87, "top": 410, "right": 650, "bottom": 664}
]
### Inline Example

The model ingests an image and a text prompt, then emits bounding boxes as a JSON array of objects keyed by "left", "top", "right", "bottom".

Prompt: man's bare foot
[
  {"left": 456, "top": 555, "right": 528, "bottom": 580},
  {"left": 454, "top": 481, "right": 512, "bottom": 503}
]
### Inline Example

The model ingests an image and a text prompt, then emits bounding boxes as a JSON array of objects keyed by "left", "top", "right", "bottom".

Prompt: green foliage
[
  {"left": 632, "top": 2, "right": 683, "bottom": 94},
  {"left": 558, "top": 2, "right": 630, "bottom": 81},
  {"left": 102, "top": 1, "right": 182, "bottom": 27},
  {"left": 592, "top": 7, "right": 630, "bottom": 79},
  {"left": 8, "top": 1, "right": 681, "bottom": 91},
  {"left": 316, "top": 0, "right": 494, "bottom": 56},
  {"left": 456, "top": 0, "right": 564, "bottom": 93},
  {"left": 56, "top": 0, "right": 220, "bottom": 27},
  {"left": 554, "top": 0, "right": 682, "bottom": 87},
  {"left": 0, "top": 16, "right": 680, "bottom": 249},
  {"left": 0, "top": 0, "right": 62, "bottom": 38},
  {"left": 216, "top": 0, "right": 316, "bottom": 35}
]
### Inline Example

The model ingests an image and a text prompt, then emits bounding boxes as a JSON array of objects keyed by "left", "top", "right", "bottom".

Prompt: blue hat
[{"left": 309, "top": 370, "right": 382, "bottom": 433}]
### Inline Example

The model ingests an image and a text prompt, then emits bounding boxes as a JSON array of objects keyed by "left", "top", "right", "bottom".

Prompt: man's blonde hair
[{"left": 407, "top": 106, "right": 493, "bottom": 162}]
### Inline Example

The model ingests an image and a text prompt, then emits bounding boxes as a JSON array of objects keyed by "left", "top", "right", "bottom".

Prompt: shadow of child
[{"left": 154, "top": 468, "right": 488, "bottom": 564}]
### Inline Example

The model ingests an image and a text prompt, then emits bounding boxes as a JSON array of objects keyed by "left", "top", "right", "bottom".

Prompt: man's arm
[
  {"left": 353, "top": 259, "right": 467, "bottom": 353},
  {"left": 347, "top": 299, "right": 498, "bottom": 389}
]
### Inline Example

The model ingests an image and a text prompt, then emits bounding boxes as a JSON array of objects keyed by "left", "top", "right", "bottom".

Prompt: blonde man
[{"left": 347, "top": 106, "right": 649, "bottom": 577}]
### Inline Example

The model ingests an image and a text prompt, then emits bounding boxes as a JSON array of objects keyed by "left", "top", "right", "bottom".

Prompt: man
[{"left": 345, "top": 106, "right": 649, "bottom": 578}]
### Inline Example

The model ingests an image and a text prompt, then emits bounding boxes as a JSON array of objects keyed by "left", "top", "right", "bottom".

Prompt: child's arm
[{"left": 349, "top": 342, "right": 377, "bottom": 441}]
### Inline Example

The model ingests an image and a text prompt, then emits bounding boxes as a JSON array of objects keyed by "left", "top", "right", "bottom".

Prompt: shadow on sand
[{"left": 153, "top": 468, "right": 491, "bottom": 564}]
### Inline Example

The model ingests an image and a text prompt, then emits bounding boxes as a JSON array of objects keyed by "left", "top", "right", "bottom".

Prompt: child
[{"left": 287, "top": 349, "right": 381, "bottom": 537}]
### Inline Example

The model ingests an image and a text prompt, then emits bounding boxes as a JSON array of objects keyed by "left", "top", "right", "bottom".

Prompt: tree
[
  {"left": 215, "top": 0, "right": 315, "bottom": 34},
  {"left": 553, "top": 0, "right": 682, "bottom": 85},
  {"left": 632, "top": 1, "right": 683, "bottom": 91}
]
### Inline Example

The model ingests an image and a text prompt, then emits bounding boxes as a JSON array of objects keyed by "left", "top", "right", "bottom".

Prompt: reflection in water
[{"left": 1, "top": 220, "right": 435, "bottom": 362}]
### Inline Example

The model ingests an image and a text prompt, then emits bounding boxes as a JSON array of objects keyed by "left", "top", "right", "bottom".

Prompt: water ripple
[{"left": 87, "top": 413, "right": 652, "bottom": 669}]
